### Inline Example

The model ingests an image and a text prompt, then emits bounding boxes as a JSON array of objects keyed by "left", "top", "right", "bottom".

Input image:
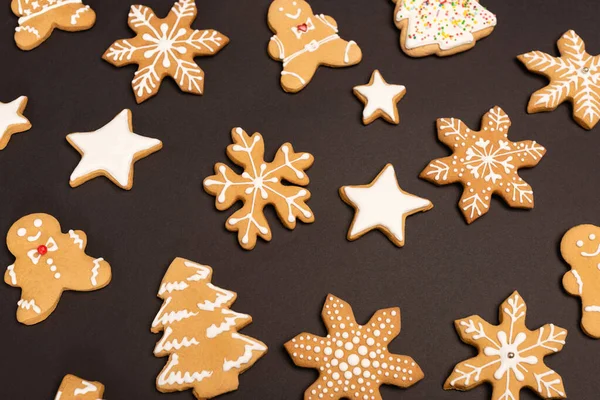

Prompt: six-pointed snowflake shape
[
  {"left": 420, "top": 106, "right": 546, "bottom": 223},
  {"left": 445, "top": 291, "right": 567, "bottom": 400},
  {"left": 203, "top": 127, "right": 314, "bottom": 250},
  {"left": 518, "top": 30, "right": 600, "bottom": 130},
  {"left": 285, "top": 295, "right": 424, "bottom": 400},
  {"left": 103, "top": 0, "right": 229, "bottom": 104}
]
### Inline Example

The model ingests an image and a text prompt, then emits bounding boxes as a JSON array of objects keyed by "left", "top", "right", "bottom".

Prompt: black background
[{"left": 0, "top": 0, "right": 599, "bottom": 399}]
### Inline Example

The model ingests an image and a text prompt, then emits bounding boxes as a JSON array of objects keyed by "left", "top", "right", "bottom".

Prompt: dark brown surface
[{"left": 0, "top": 0, "right": 599, "bottom": 398}]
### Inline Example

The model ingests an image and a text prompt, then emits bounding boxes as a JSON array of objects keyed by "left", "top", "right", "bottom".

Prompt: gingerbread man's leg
[
  {"left": 280, "top": 59, "right": 319, "bottom": 93},
  {"left": 16, "top": 287, "right": 61, "bottom": 325},
  {"left": 14, "top": 20, "right": 52, "bottom": 51},
  {"left": 319, "top": 38, "right": 362, "bottom": 68},
  {"left": 64, "top": 257, "right": 111, "bottom": 292}
]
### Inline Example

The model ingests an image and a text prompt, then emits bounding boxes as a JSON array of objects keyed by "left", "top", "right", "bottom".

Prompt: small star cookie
[
  {"left": 55, "top": 374, "right": 104, "bottom": 400},
  {"left": 0, "top": 95, "right": 30, "bottom": 150},
  {"left": 66, "top": 109, "right": 163, "bottom": 190},
  {"left": 340, "top": 164, "right": 432, "bottom": 247},
  {"left": 420, "top": 106, "right": 546, "bottom": 223},
  {"left": 285, "top": 295, "right": 424, "bottom": 400},
  {"left": 445, "top": 291, "right": 567, "bottom": 400},
  {"left": 353, "top": 70, "right": 406, "bottom": 125},
  {"left": 518, "top": 30, "right": 600, "bottom": 130}
]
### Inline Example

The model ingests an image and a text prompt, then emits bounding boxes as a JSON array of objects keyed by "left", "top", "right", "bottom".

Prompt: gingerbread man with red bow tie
[
  {"left": 268, "top": 0, "right": 362, "bottom": 93},
  {"left": 4, "top": 213, "right": 111, "bottom": 325}
]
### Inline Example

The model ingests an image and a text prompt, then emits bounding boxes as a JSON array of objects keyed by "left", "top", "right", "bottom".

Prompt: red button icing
[
  {"left": 297, "top": 23, "right": 308, "bottom": 32},
  {"left": 37, "top": 245, "right": 48, "bottom": 256}
]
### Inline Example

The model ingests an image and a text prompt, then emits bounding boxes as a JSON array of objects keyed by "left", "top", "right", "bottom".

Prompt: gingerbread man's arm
[
  {"left": 563, "top": 270, "right": 583, "bottom": 296},
  {"left": 68, "top": 229, "right": 88, "bottom": 250},
  {"left": 316, "top": 14, "right": 338, "bottom": 32},
  {"left": 5, "top": 264, "right": 18, "bottom": 287},
  {"left": 268, "top": 35, "right": 285, "bottom": 60}
]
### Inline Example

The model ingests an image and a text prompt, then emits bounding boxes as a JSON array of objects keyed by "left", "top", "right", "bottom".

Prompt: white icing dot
[
  {"left": 373, "top": 330, "right": 381, "bottom": 337},
  {"left": 335, "top": 349, "right": 344, "bottom": 359},
  {"left": 314, "top": 346, "right": 321, "bottom": 353},
  {"left": 54, "top": 273, "right": 61, "bottom": 279},
  {"left": 34, "top": 219, "right": 42, "bottom": 227},
  {"left": 345, "top": 342, "right": 353, "bottom": 351},
  {"left": 358, "top": 346, "right": 368, "bottom": 356},
  {"left": 344, "top": 371, "right": 353, "bottom": 379},
  {"left": 361, "top": 359, "right": 370, "bottom": 368},
  {"left": 577, "top": 240, "right": 584, "bottom": 248},
  {"left": 17, "top": 228, "right": 26, "bottom": 237},
  {"left": 590, "top": 234, "right": 596, "bottom": 240},
  {"left": 348, "top": 354, "right": 359, "bottom": 366},
  {"left": 50, "top": 266, "right": 57, "bottom": 272},
  {"left": 47, "top": 258, "right": 53, "bottom": 265},
  {"left": 339, "top": 362, "right": 348, "bottom": 372},
  {"left": 353, "top": 367, "right": 361, "bottom": 376},
  {"left": 366, "top": 338, "right": 375, "bottom": 346},
  {"left": 324, "top": 347, "right": 332, "bottom": 355}
]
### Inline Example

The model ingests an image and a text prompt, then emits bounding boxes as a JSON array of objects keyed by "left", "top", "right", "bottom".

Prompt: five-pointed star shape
[
  {"left": 339, "top": 164, "right": 432, "bottom": 247},
  {"left": 353, "top": 70, "right": 406, "bottom": 125},
  {"left": 66, "top": 109, "right": 162, "bottom": 190},
  {"left": 0, "top": 96, "right": 31, "bottom": 150}
]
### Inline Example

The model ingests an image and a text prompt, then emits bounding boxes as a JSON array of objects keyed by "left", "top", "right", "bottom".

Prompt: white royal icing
[
  {"left": 354, "top": 70, "right": 405, "bottom": 123},
  {"left": 0, "top": 96, "right": 28, "bottom": 142}
]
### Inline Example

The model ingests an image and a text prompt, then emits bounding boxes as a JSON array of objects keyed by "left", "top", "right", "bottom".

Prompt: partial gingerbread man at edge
[
  {"left": 5, "top": 213, "right": 111, "bottom": 325},
  {"left": 267, "top": 0, "right": 362, "bottom": 93}
]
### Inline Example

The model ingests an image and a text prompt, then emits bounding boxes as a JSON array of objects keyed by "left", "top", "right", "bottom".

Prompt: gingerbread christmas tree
[{"left": 152, "top": 258, "right": 267, "bottom": 399}]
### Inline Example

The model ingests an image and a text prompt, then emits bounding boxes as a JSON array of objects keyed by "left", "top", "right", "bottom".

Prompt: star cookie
[
  {"left": 203, "top": 127, "right": 314, "bottom": 250},
  {"left": 445, "top": 291, "right": 567, "bottom": 400},
  {"left": 66, "top": 109, "right": 162, "bottom": 190},
  {"left": 55, "top": 374, "right": 104, "bottom": 400},
  {"left": 103, "top": 0, "right": 229, "bottom": 104},
  {"left": 420, "top": 106, "right": 546, "bottom": 223},
  {"left": 340, "top": 164, "right": 432, "bottom": 247},
  {"left": 518, "top": 30, "right": 600, "bottom": 130},
  {"left": 353, "top": 70, "right": 406, "bottom": 125},
  {"left": 0, "top": 96, "right": 31, "bottom": 150},
  {"left": 285, "top": 295, "right": 424, "bottom": 400}
]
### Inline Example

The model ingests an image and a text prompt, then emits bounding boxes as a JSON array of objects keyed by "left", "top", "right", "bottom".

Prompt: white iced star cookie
[
  {"left": 353, "top": 70, "right": 406, "bottom": 125},
  {"left": 66, "top": 109, "right": 162, "bottom": 190},
  {"left": 339, "top": 164, "right": 432, "bottom": 247},
  {"left": 0, "top": 96, "right": 31, "bottom": 150}
]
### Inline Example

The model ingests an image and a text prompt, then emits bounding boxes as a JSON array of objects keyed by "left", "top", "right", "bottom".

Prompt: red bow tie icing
[{"left": 297, "top": 23, "right": 308, "bottom": 32}]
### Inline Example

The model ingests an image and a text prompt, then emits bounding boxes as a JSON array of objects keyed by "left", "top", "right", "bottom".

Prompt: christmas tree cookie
[
  {"left": 393, "top": 0, "right": 496, "bottom": 57},
  {"left": 152, "top": 258, "right": 267, "bottom": 399},
  {"left": 0, "top": 95, "right": 30, "bottom": 150},
  {"left": 54, "top": 374, "right": 104, "bottom": 400}
]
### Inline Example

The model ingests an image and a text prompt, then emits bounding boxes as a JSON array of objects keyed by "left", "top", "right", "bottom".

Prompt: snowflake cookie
[
  {"left": 55, "top": 374, "right": 104, "bottom": 400},
  {"left": 420, "top": 106, "right": 546, "bottom": 223},
  {"left": 203, "top": 127, "right": 314, "bottom": 250},
  {"left": 152, "top": 258, "right": 267, "bottom": 399},
  {"left": 286, "top": 295, "right": 424, "bottom": 400},
  {"left": 66, "top": 109, "right": 163, "bottom": 190},
  {"left": 0, "top": 95, "right": 31, "bottom": 150},
  {"left": 267, "top": 0, "right": 362, "bottom": 93},
  {"left": 561, "top": 224, "right": 600, "bottom": 338},
  {"left": 353, "top": 70, "right": 406, "bottom": 125},
  {"left": 518, "top": 30, "right": 600, "bottom": 130},
  {"left": 393, "top": 0, "right": 496, "bottom": 57},
  {"left": 4, "top": 213, "right": 111, "bottom": 325},
  {"left": 445, "top": 291, "right": 567, "bottom": 400},
  {"left": 12, "top": 0, "right": 95, "bottom": 51},
  {"left": 103, "top": 0, "right": 229, "bottom": 104},
  {"left": 340, "top": 164, "right": 432, "bottom": 247}
]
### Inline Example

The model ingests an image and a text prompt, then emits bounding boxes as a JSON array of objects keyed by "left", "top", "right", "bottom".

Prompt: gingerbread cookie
[
  {"left": 267, "top": 0, "right": 362, "bottom": 93},
  {"left": 393, "top": 0, "right": 496, "bottom": 57},
  {"left": 340, "top": 164, "right": 432, "bottom": 247},
  {"left": 152, "top": 258, "right": 267, "bottom": 399},
  {"left": 353, "top": 70, "right": 406, "bottom": 125},
  {"left": 518, "top": 30, "right": 600, "bottom": 130},
  {"left": 0, "top": 96, "right": 31, "bottom": 150},
  {"left": 55, "top": 374, "right": 104, "bottom": 400},
  {"left": 204, "top": 127, "right": 314, "bottom": 250},
  {"left": 12, "top": 0, "right": 95, "bottom": 51},
  {"left": 420, "top": 106, "right": 546, "bottom": 223},
  {"left": 561, "top": 224, "right": 600, "bottom": 338},
  {"left": 103, "top": 0, "right": 229, "bottom": 104},
  {"left": 66, "top": 109, "right": 163, "bottom": 190},
  {"left": 5, "top": 213, "right": 111, "bottom": 325},
  {"left": 286, "top": 295, "right": 424, "bottom": 400},
  {"left": 445, "top": 291, "right": 567, "bottom": 400}
]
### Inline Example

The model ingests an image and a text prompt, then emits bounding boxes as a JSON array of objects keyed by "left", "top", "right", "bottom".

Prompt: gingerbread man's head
[
  {"left": 7, "top": 213, "right": 62, "bottom": 257},
  {"left": 268, "top": 0, "right": 314, "bottom": 32}
]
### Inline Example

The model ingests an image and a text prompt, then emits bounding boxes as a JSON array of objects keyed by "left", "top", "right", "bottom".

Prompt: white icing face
[
  {"left": 16, "top": 218, "right": 43, "bottom": 243},
  {"left": 279, "top": 1, "right": 302, "bottom": 20}
]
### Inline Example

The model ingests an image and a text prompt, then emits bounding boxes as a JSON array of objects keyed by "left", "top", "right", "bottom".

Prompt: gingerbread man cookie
[
  {"left": 12, "top": 0, "right": 96, "bottom": 51},
  {"left": 5, "top": 213, "right": 111, "bottom": 325},
  {"left": 55, "top": 374, "right": 104, "bottom": 400},
  {"left": 561, "top": 224, "right": 600, "bottom": 338},
  {"left": 267, "top": 0, "right": 362, "bottom": 93}
]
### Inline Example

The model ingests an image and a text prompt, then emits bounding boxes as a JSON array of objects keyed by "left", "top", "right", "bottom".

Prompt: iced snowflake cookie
[
  {"left": 55, "top": 374, "right": 104, "bottom": 400},
  {"left": 0, "top": 96, "right": 30, "bottom": 150},
  {"left": 67, "top": 109, "right": 162, "bottom": 190},
  {"left": 420, "top": 106, "right": 546, "bottom": 223},
  {"left": 340, "top": 164, "right": 432, "bottom": 247},
  {"left": 518, "top": 30, "right": 600, "bottom": 130},
  {"left": 103, "top": 0, "right": 229, "bottom": 104},
  {"left": 203, "top": 127, "right": 314, "bottom": 250},
  {"left": 12, "top": 0, "right": 95, "bottom": 51},
  {"left": 393, "top": 0, "right": 496, "bottom": 57},
  {"left": 267, "top": 0, "right": 362, "bottom": 93},
  {"left": 445, "top": 291, "right": 567, "bottom": 400},
  {"left": 353, "top": 70, "right": 406, "bottom": 125},
  {"left": 286, "top": 295, "right": 424, "bottom": 400},
  {"left": 4, "top": 213, "right": 111, "bottom": 325},
  {"left": 152, "top": 258, "right": 267, "bottom": 399},
  {"left": 561, "top": 224, "right": 600, "bottom": 338}
]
